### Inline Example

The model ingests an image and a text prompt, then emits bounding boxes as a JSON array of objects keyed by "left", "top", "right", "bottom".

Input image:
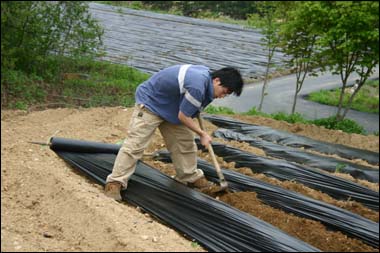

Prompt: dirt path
[{"left": 1, "top": 107, "right": 378, "bottom": 252}]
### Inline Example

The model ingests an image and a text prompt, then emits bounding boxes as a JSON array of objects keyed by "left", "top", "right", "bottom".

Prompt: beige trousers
[{"left": 106, "top": 104, "right": 204, "bottom": 189}]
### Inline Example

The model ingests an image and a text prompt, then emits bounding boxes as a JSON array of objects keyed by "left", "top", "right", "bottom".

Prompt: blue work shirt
[{"left": 135, "top": 64, "right": 214, "bottom": 124}]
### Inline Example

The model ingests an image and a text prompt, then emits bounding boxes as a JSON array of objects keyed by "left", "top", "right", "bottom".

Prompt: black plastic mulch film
[
  {"left": 214, "top": 128, "right": 379, "bottom": 183},
  {"left": 155, "top": 151, "right": 379, "bottom": 248},
  {"left": 202, "top": 114, "right": 379, "bottom": 166},
  {"left": 50, "top": 137, "right": 320, "bottom": 252},
  {"left": 194, "top": 138, "right": 378, "bottom": 211}
]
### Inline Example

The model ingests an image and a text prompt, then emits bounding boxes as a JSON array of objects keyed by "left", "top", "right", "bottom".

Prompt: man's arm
[{"left": 178, "top": 111, "right": 212, "bottom": 147}]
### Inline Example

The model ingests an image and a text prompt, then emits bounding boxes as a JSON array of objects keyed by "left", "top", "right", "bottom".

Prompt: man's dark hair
[{"left": 211, "top": 67, "right": 244, "bottom": 96}]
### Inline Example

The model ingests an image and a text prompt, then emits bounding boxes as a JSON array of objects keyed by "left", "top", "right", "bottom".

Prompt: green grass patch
[
  {"left": 243, "top": 107, "right": 310, "bottom": 124},
  {"left": 1, "top": 53, "right": 371, "bottom": 136},
  {"left": 246, "top": 107, "right": 366, "bottom": 134},
  {"left": 206, "top": 105, "right": 367, "bottom": 135},
  {"left": 1, "top": 56, "right": 150, "bottom": 109},
  {"left": 308, "top": 80, "right": 379, "bottom": 113},
  {"left": 1, "top": 70, "right": 47, "bottom": 109},
  {"left": 335, "top": 163, "right": 346, "bottom": 173},
  {"left": 311, "top": 116, "right": 365, "bottom": 134},
  {"left": 96, "top": 1, "right": 249, "bottom": 27},
  {"left": 204, "top": 105, "right": 236, "bottom": 115}
]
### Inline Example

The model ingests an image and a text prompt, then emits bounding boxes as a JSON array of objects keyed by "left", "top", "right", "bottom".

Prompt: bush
[
  {"left": 1, "top": 2, "right": 104, "bottom": 74},
  {"left": 1, "top": 69, "right": 47, "bottom": 108},
  {"left": 204, "top": 105, "right": 235, "bottom": 115},
  {"left": 244, "top": 107, "right": 268, "bottom": 117},
  {"left": 1, "top": 56, "right": 150, "bottom": 109},
  {"left": 311, "top": 116, "right": 366, "bottom": 134},
  {"left": 142, "top": 1, "right": 259, "bottom": 19},
  {"left": 270, "top": 111, "right": 308, "bottom": 124},
  {"left": 308, "top": 80, "right": 379, "bottom": 114},
  {"left": 244, "top": 106, "right": 367, "bottom": 135}
]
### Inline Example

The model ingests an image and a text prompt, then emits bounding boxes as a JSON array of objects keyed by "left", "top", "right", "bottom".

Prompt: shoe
[
  {"left": 188, "top": 177, "right": 213, "bottom": 189},
  {"left": 104, "top": 181, "right": 122, "bottom": 201}
]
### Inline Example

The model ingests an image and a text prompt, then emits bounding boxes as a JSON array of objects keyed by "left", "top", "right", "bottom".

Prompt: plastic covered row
[
  {"left": 202, "top": 114, "right": 379, "bottom": 165},
  {"left": 195, "top": 139, "right": 379, "bottom": 211},
  {"left": 49, "top": 137, "right": 319, "bottom": 252},
  {"left": 214, "top": 128, "right": 379, "bottom": 183},
  {"left": 155, "top": 151, "right": 379, "bottom": 248}
]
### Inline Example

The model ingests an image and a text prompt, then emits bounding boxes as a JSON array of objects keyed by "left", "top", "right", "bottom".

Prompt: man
[{"left": 105, "top": 64, "right": 244, "bottom": 201}]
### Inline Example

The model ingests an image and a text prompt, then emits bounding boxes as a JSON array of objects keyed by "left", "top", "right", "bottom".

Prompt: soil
[{"left": 1, "top": 106, "right": 379, "bottom": 252}]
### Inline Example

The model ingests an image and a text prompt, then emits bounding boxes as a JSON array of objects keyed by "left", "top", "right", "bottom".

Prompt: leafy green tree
[
  {"left": 278, "top": 2, "right": 319, "bottom": 114},
  {"left": 311, "top": 1, "right": 379, "bottom": 121},
  {"left": 1, "top": 1, "right": 104, "bottom": 74},
  {"left": 143, "top": 1, "right": 259, "bottom": 19},
  {"left": 247, "top": 2, "right": 281, "bottom": 112}
]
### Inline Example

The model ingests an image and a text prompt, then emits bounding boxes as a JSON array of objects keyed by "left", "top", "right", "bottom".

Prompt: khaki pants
[{"left": 106, "top": 104, "right": 204, "bottom": 189}]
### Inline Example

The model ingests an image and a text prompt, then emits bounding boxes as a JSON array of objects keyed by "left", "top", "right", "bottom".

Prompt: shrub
[
  {"left": 1, "top": 69, "right": 47, "bottom": 108},
  {"left": 1, "top": 2, "right": 104, "bottom": 74},
  {"left": 204, "top": 105, "right": 235, "bottom": 115},
  {"left": 311, "top": 116, "right": 366, "bottom": 134},
  {"left": 271, "top": 112, "right": 308, "bottom": 124},
  {"left": 244, "top": 107, "right": 268, "bottom": 117}
]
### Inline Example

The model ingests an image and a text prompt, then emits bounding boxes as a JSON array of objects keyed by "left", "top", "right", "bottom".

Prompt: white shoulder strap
[{"left": 178, "top": 64, "right": 192, "bottom": 94}]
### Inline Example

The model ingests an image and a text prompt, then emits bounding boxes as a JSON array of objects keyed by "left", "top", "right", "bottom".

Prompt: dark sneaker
[
  {"left": 104, "top": 182, "right": 122, "bottom": 201},
  {"left": 188, "top": 177, "right": 213, "bottom": 189}
]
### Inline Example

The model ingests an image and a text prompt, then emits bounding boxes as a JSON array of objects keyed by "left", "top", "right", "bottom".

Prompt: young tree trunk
[
  {"left": 258, "top": 47, "right": 275, "bottom": 111},
  {"left": 291, "top": 60, "right": 309, "bottom": 114},
  {"left": 335, "top": 53, "right": 361, "bottom": 121},
  {"left": 291, "top": 88, "right": 298, "bottom": 114},
  {"left": 341, "top": 66, "right": 372, "bottom": 119},
  {"left": 341, "top": 83, "right": 361, "bottom": 119},
  {"left": 335, "top": 70, "right": 350, "bottom": 121}
]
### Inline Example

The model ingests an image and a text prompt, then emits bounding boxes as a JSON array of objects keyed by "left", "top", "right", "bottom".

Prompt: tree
[
  {"left": 1, "top": 1, "right": 104, "bottom": 73},
  {"left": 143, "top": 1, "right": 259, "bottom": 19},
  {"left": 311, "top": 1, "right": 379, "bottom": 121},
  {"left": 278, "top": 2, "right": 318, "bottom": 114},
  {"left": 248, "top": 2, "right": 281, "bottom": 112}
]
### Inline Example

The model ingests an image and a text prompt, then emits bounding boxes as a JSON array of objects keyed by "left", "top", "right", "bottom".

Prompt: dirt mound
[{"left": 1, "top": 107, "right": 378, "bottom": 252}]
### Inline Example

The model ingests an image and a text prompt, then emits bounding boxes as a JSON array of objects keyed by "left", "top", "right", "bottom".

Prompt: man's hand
[
  {"left": 200, "top": 131, "right": 212, "bottom": 148},
  {"left": 178, "top": 111, "right": 212, "bottom": 147}
]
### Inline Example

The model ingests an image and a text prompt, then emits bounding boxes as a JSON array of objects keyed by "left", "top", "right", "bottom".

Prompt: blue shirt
[{"left": 135, "top": 64, "right": 214, "bottom": 124}]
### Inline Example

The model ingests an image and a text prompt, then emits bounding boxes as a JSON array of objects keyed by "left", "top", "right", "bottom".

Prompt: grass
[
  {"left": 1, "top": 56, "right": 150, "bottom": 110},
  {"left": 2, "top": 52, "right": 373, "bottom": 136},
  {"left": 204, "top": 106, "right": 236, "bottom": 115},
  {"left": 2, "top": 53, "right": 373, "bottom": 136},
  {"left": 96, "top": 1, "right": 249, "bottom": 27},
  {"left": 335, "top": 163, "right": 346, "bottom": 173},
  {"left": 205, "top": 105, "right": 369, "bottom": 135},
  {"left": 308, "top": 79, "right": 379, "bottom": 114}
]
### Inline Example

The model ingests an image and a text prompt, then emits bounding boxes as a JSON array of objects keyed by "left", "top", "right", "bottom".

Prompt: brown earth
[{"left": 1, "top": 107, "right": 379, "bottom": 252}]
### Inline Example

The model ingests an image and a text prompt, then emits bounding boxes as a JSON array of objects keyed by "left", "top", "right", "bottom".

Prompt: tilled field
[{"left": 1, "top": 107, "right": 378, "bottom": 252}]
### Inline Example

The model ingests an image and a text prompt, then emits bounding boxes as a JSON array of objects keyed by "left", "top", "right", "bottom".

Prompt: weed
[
  {"left": 191, "top": 241, "right": 200, "bottom": 248},
  {"left": 311, "top": 117, "right": 366, "bottom": 134},
  {"left": 205, "top": 105, "right": 235, "bottom": 115},
  {"left": 335, "top": 163, "right": 346, "bottom": 173},
  {"left": 244, "top": 106, "right": 366, "bottom": 135},
  {"left": 308, "top": 80, "right": 379, "bottom": 113},
  {"left": 244, "top": 107, "right": 268, "bottom": 117},
  {"left": 1, "top": 55, "right": 150, "bottom": 109}
]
